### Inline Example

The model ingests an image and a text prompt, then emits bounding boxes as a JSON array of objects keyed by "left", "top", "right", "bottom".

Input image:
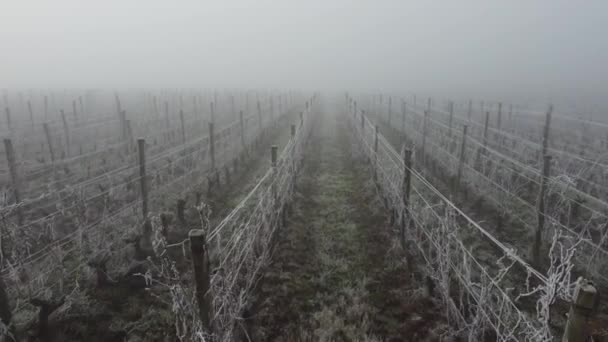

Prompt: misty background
[{"left": 1, "top": 0, "right": 607, "bottom": 113}]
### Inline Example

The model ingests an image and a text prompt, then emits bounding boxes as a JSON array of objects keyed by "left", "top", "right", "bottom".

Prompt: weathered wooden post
[
  {"left": 121, "top": 110, "right": 128, "bottom": 142},
  {"left": 401, "top": 148, "right": 412, "bottom": 239},
  {"left": 230, "top": 94, "right": 235, "bottom": 120},
  {"left": 373, "top": 125, "right": 379, "bottom": 181},
  {"left": 138, "top": 138, "right": 148, "bottom": 220},
  {"left": 427, "top": 97, "right": 431, "bottom": 113},
  {"left": 456, "top": 125, "right": 468, "bottom": 194},
  {"left": 209, "top": 122, "right": 216, "bottom": 174},
  {"left": 300, "top": 111, "right": 303, "bottom": 126},
  {"left": 448, "top": 101, "right": 454, "bottom": 139},
  {"left": 44, "top": 95, "right": 48, "bottom": 120},
  {"left": 179, "top": 109, "right": 186, "bottom": 145},
  {"left": 0, "top": 276, "right": 13, "bottom": 337},
  {"left": 240, "top": 110, "right": 246, "bottom": 152},
  {"left": 256, "top": 100, "right": 262, "bottom": 137},
  {"left": 115, "top": 94, "right": 124, "bottom": 139},
  {"left": 388, "top": 96, "right": 392, "bottom": 125},
  {"left": 361, "top": 110, "right": 365, "bottom": 130},
  {"left": 188, "top": 229, "right": 211, "bottom": 331},
  {"left": 43, "top": 122, "right": 55, "bottom": 163},
  {"left": 467, "top": 99, "right": 472, "bottom": 121},
  {"left": 60, "top": 109, "right": 70, "bottom": 157},
  {"left": 4, "top": 139, "right": 23, "bottom": 225},
  {"left": 271, "top": 144, "right": 279, "bottom": 225},
  {"left": 28, "top": 100, "right": 34, "bottom": 128},
  {"left": 79, "top": 96, "right": 84, "bottom": 119},
  {"left": 5, "top": 107, "right": 11, "bottom": 132},
  {"left": 482, "top": 111, "right": 490, "bottom": 151},
  {"left": 541, "top": 105, "right": 553, "bottom": 157},
  {"left": 530, "top": 107, "right": 554, "bottom": 264},
  {"left": 562, "top": 277, "right": 597, "bottom": 342},
  {"left": 422, "top": 110, "right": 428, "bottom": 167},
  {"left": 153, "top": 95, "right": 159, "bottom": 117},
  {"left": 497, "top": 102, "right": 502, "bottom": 131},
  {"left": 72, "top": 100, "right": 78, "bottom": 127},
  {"left": 164, "top": 101, "right": 170, "bottom": 142},
  {"left": 533, "top": 154, "right": 552, "bottom": 266},
  {"left": 401, "top": 148, "right": 414, "bottom": 270}
]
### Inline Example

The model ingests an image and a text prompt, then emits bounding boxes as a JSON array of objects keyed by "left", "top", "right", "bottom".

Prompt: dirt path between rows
[{"left": 249, "top": 98, "right": 445, "bottom": 341}]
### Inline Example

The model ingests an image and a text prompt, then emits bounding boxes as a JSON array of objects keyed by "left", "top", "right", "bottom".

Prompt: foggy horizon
[{"left": 2, "top": 1, "right": 608, "bottom": 110}]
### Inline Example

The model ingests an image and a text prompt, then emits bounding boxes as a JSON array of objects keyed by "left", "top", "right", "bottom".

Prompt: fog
[{"left": 1, "top": 0, "right": 607, "bottom": 109}]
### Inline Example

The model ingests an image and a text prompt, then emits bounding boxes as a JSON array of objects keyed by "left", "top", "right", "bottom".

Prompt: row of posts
[
  {"left": 348, "top": 94, "right": 598, "bottom": 342},
  {"left": 184, "top": 98, "right": 310, "bottom": 335}
]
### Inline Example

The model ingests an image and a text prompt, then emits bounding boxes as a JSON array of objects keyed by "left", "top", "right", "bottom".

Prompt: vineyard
[{"left": 0, "top": 91, "right": 605, "bottom": 341}]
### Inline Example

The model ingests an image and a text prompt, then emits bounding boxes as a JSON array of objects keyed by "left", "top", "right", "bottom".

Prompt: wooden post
[
  {"left": 28, "top": 100, "right": 34, "bottom": 128},
  {"left": 188, "top": 229, "right": 211, "bottom": 331},
  {"left": 271, "top": 145, "right": 278, "bottom": 218},
  {"left": 209, "top": 122, "right": 215, "bottom": 171},
  {"left": 60, "top": 109, "right": 70, "bottom": 157},
  {"left": 562, "top": 277, "right": 597, "bottom": 342},
  {"left": 153, "top": 95, "right": 159, "bottom": 117},
  {"left": 5, "top": 107, "right": 11, "bottom": 132},
  {"left": 401, "top": 148, "right": 413, "bottom": 268},
  {"left": 361, "top": 110, "right": 365, "bottom": 130},
  {"left": 271, "top": 145, "right": 278, "bottom": 168},
  {"left": 373, "top": 125, "right": 379, "bottom": 181},
  {"left": 291, "top": 124, "right": 297, "bottom": 188},
  {"left": 230, "top": 95, "right": 235, "bottom": 119},
  {"left": 542, "top": 105, "right": 553, "bottom": 157},
  {"left": 422, "top": 111, "right": 428, "bottom": 167},
  {"left": 427, "top": 97, "right": 431, "bottom": 113},
  {"left": 0, "top": 276, "right": 12, "bottom": 336},
  {"left": 533, "top": 154, "right": 552, "bottom": 266},
  {"left": 457, "top": 125, "right": 468, "bottom": 185},
  {"left": 467, "top": 99, "right": 472, "bottom": 121},
  {"left": 115, "top": 94, "right": 124, "bottom": 139},
  {"left": 483, "top": 111, "right": 489, "bottom": 149},
  {"left": 4, "top": 139, "right": 23, "bottom": 225},
  {"left": 257, "top": 101, "right": 262, "bottom": 136},
  {"left": 388, "top": 96, "right": 392, "bottom": 125},
  {"left": 138, "top": 138, "right": 148, "bottom": 220},
  {"left": 43, "top": 123, "right": 55, "bottom": 163},
  {"left": 240, "top": 110, "right": 245, "bottom": 151},
  {"left": 497, "top": 102, "right": 502, "bottom": 131},
  {"left": 79, "top": 96, "right": 84, "bottom": 119},
  {"left": 300, "top": 111, "right": 303, "bottom": 126},
  {"left": 179, "top": 109, "right": 186, "bottom": 145},
  {"left": 448, "top": 101, "right": 454, "bottom": 139},
  {"left": 121, "top": 110, "right": 127, "bottom": 141},
  {"left": 44, "top": 95, "right": 48, "bottom": 120},
  {"left": 72, "top": 100, "right": 78, "bottom": 127},
  {"left": 374, "top": 125, "right": 379, "bottom": 153},
  {"left": 164, "top": 101, "right": 170, "bottom": 141},
  {"left": 402, "top": 149, "right": 412, "bottom": 212}
]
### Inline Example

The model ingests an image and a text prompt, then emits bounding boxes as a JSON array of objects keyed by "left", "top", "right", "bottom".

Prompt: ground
[{"left": 249, "top": 100, "right": 445, "bottom": 341}]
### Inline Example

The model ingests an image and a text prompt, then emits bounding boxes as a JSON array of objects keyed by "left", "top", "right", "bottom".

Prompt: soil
[{"left": 248, "top": 99, "right": 446, "bottom": 341}]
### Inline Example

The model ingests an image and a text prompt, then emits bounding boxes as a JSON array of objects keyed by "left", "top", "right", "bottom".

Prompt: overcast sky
[{"left": 1, "top": 0, "right": 607, "bottom": 107}]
